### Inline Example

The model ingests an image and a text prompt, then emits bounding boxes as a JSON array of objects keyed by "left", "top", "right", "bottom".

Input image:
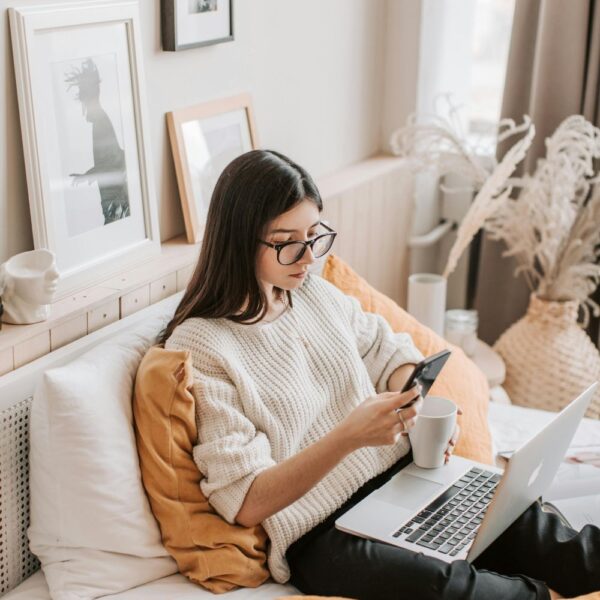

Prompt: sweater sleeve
[
  {"left": 337, "top": 289, "right": 424, "bottom": 393},
  {"left": 190, "top": 365, "right": 277, "bottom": 525}
]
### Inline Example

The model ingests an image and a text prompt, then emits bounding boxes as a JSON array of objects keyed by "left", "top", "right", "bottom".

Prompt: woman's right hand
[{"left": 337, "top": 385, "right": 423, "bottom": 451}]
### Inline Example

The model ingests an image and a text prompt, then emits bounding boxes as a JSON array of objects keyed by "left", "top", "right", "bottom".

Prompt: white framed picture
[
  {"left": 167, "top": 93, "right": 258, "bottom": 243},
  {"left": 162, "top": 0, "right": 234, "bottom": 51},
  {"left": 9, "top": 0, "right": 160, "bottom": 298}
]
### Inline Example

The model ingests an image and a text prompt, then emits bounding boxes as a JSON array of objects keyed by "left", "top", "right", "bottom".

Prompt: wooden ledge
[{"left": 0, "top": 236, "right": 200, "bottom": 375}]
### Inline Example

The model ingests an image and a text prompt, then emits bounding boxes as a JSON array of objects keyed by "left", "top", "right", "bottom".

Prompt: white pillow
[{"left": 28, "top": 319, "right": 178, "bottom": 600}]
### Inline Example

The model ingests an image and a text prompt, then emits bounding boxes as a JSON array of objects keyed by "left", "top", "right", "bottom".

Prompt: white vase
[{"left": 407, "top": 273, "right": 447, "bottom": 336}]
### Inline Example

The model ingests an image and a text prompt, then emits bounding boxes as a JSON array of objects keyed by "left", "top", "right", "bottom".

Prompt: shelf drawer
[
  {"left": 120, "top": 285, "right": 150, "bottom": 318},
  {"left": 88, "top": 299, "right": 120, "bottom": 334},
  {"left": 150, "top": 273, "right": 177, "bottom": 304}
]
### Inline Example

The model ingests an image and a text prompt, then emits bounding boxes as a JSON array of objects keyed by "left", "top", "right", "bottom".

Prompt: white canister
[{"left": 407, "top": 273, "right": 447, "bottom": 337}]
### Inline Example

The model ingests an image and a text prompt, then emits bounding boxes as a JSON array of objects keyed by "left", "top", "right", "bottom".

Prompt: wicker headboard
[{"left": 0, "top": 293, "right": 181, "bottom": 595}]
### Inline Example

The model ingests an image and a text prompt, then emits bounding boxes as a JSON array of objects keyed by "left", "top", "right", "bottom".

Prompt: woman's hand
[
  {"left": 336, "top": 385, "right": 423, "bottom": 452},
  {"left": 444, "top": 407, "right": 463, "bottom": 464}
]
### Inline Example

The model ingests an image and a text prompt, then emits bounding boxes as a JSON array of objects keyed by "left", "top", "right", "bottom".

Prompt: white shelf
[{"left": 0, "top": 236, "right": 200, "bottom": 375}]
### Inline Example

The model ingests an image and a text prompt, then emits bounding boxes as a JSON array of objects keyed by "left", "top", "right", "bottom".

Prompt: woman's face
[{"left": 256, "top": 198, "right": 321, "bottom": 298}]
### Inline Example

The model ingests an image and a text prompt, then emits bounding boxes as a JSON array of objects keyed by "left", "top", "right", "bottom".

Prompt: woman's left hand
[{"left": 444, "top": 407, "right": 463, "bottom": 464}]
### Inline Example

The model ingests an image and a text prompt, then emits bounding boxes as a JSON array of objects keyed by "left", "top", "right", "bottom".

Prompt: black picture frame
[{"left": 161, "top": 0, "right": 234, "bottom": 52}]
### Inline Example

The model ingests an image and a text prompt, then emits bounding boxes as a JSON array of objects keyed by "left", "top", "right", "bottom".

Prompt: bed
[{"left": 2, "top": 292, "right": 599, "bottom": 599}]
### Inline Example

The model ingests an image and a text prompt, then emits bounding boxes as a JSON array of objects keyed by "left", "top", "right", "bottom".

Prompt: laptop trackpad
[{"left": 372, "top": 472, "right": 444, "bottom": 510}]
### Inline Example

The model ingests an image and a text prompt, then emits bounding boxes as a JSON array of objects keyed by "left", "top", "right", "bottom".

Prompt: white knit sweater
[{"left": 165, "top": 274, "right": 423, "bottom": 583}]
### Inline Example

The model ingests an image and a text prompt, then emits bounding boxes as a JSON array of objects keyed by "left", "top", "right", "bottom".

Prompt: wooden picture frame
[
  {"left": 9, "top": 1, "right": 160, "bottom": 299},
  {"left": 161, "top": 0, "right": 234, "bottom": 51},
  {"left": 167, "top": 93, "right": 258, "bottom": 243}
]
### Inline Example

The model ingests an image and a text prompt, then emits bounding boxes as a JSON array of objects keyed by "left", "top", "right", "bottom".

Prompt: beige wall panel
[
  {"left": 0, "top": 347, "right": 14, "bottom": 376},
  {"left": 176, "top": 265, "right": 195, "bottom": 292},
  {"left": 14, "top": 332, "right": 50, "bottom": 369},
  {"left": 50, "top": 315, "right": 88, "bottom": 351}
]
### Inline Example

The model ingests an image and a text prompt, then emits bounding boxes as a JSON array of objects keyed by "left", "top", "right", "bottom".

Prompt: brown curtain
[{"left": 474, "top": 0, "right": 600, "bottom": 345}]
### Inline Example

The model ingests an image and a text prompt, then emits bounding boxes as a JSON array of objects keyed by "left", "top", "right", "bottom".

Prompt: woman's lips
[{"left": 290, "top": 272, "right": 307, "bottom": 279}]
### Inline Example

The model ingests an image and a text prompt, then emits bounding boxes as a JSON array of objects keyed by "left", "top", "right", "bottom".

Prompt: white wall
[
  {"left": 0, "top": 0, "right": 389, "bottom": 263},
  {"left": 380, "top": 0, "right": 422, "bottom": 151}
]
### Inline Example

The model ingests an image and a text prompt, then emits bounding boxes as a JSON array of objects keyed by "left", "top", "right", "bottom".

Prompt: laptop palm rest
[{"left": 372, "top": 471, "right": 444, "bottom": 510}]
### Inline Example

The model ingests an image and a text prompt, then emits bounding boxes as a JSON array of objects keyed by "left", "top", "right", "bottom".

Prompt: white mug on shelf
[
  {"left": 0, "top": 249, "right": 59, "bottom": 325},
  {"left": 407, "top": 273, "right": 447, "bottom": 336}
]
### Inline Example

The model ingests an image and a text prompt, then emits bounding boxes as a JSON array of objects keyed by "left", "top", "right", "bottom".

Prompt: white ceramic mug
[{"left": 408, "top": 396, "right": 457, "bottom": 469}]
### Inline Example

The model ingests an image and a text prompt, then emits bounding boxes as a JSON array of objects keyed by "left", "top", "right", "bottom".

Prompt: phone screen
[{"left": 401, "top": 350, "right": 451, "bottom": 403}]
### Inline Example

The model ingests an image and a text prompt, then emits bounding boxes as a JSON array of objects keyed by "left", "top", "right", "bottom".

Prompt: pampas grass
[
  {"left": 442, "top": 120, "right": 535, "bottom": 278},
  {"left": 390, "top": 110, "right": 600, "bottom": 323}
]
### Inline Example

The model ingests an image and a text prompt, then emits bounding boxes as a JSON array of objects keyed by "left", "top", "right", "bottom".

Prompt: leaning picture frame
[
  {"left": 9, "top": 0, "right": 160, "bottom": 299},
  {"left": 167, "top": 93, "right": 259, "bottom": 243},
  {"left": 161, "top": 0, "right": 234, "bottom": 51}
]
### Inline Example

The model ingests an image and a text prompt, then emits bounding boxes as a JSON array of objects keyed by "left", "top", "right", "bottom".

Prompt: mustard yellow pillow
[
  {"left": 322, "top": 254, "right": 494, "bottom": 465},
  {"left": 133, "top": 346, "right": 271, "bottom": 593}
]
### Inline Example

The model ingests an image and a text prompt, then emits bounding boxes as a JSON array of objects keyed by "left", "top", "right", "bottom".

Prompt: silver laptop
[{"left": 335, "top": 382, "right": 598, "bottom": 562}]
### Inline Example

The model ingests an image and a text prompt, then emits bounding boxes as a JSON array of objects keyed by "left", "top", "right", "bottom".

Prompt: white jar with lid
[{"left": 444, "top": 309, "right": 478, "bottom": 357}]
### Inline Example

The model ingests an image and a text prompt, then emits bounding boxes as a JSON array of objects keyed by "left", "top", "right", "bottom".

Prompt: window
[
  {"left": 468, "top": 0, "right": 516, "bottom": 149},
  {"left": 417, "top": 0, "right": 516, "bottom": 155}
]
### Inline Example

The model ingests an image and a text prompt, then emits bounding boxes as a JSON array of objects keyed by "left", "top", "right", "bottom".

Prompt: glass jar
[{"left": 444, "top": 309, "right": 478, "bottom": 357}]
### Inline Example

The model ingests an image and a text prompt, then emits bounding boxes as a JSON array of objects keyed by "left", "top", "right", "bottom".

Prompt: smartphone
[{"left": 400, "top": 349, "right": 451, "bottom": 406}]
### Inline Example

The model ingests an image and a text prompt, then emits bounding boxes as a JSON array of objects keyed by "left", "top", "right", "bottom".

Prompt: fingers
[
  {"left": 396, "top": 398, "right": 421, "bottom": 421},
  {"left": 444, "top": 424, "right": 461, "bottom": 464},
  {"left": 383, "top": 384, "right": 421, "bottom": 409},
  {"left": 400, "top": 382, "right": 423, "bottom": 407},
  {"left": 393, "top": 412, "right": 418, "bottom": 437},
  {"left": 403, "top": 416, "right": 417, "bottom": 431},
  {"left": 452, "top": 424, "right": 461, "bottom": 445}
]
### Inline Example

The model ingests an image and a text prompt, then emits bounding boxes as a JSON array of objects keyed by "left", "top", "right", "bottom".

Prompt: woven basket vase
[{"left": 494, "top": 293, "right": 600, "bottom": 418}]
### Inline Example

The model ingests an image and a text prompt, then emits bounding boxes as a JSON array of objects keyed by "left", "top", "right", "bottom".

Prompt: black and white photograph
[
  {"left": 53, "top": 55, "right": 130, "bottom": 237},
  {"left": 188, "top": 0, "right": 217, "bottom": 13},
  {"left": 162, "top": 0, "right": 233, "bottom": 51},
  {"left": 9, "top": 2, "right": 160, "bottom": 297}
]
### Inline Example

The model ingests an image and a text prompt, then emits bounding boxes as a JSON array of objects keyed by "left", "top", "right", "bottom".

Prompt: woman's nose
[{"left": 299, "top": 245, "right": 316, "bottom": 265}]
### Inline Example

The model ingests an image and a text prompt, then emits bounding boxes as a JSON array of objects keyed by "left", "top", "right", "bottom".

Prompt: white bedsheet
[
  {"left": 4, "top": 571, "right": 300, "bottom": 599},
  {"left": 488, "top": 401, "right": 600, "bottom": 457},
  {"left": 8, "top": 402, "right": 600, "bottom": 600}
]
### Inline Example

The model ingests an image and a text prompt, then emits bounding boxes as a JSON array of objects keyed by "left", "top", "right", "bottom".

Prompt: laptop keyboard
[{"left": 392, "top": 467, "right": 500, "bottom": 557}]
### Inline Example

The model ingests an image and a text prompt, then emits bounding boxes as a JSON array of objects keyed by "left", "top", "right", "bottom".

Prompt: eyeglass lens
[{"left": 278, "top": 235, "right": 334, "bottom": 265}]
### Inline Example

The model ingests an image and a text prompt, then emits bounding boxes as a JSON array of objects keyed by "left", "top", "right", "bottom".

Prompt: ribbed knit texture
[{"left": 165, "top": 274, "right": 423, "bottom": 583}]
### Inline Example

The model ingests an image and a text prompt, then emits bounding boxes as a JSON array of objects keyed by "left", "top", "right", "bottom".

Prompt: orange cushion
[
  {"left": 133, "top": 346, "right": 270, "bottom": 593},
  {"left": 322, "top": 254, "right": 494, "bottom": 465}
]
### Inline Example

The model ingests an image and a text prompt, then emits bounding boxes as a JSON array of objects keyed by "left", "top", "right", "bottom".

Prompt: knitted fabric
[{"left": 165, "top": 274, "right": 423, "bottom": 582}]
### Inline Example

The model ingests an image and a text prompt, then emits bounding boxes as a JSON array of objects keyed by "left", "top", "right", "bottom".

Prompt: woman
[{"left": 162, "top": 149, "right": 598, "bottom": 600}]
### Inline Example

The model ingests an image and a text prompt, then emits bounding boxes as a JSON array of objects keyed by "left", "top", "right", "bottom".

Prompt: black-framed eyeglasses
[{"left": 259, "top": 222, "right": 337, "bottom": 265}]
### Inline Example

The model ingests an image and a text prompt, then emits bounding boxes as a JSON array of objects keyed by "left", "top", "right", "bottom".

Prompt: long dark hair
[{"left": 160, "top": 149, "right": 322, "bottom": 343}]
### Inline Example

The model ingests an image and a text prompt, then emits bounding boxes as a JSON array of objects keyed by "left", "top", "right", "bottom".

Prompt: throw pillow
[
  {"left": 28, "top": 320, "right": 179, "bottom": 600},
  {"left": 133, "top": 346, "right": 271, "bottom": 593},
  {"left": 322, "top": 254, "right": 493, "bottom": 465}
]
